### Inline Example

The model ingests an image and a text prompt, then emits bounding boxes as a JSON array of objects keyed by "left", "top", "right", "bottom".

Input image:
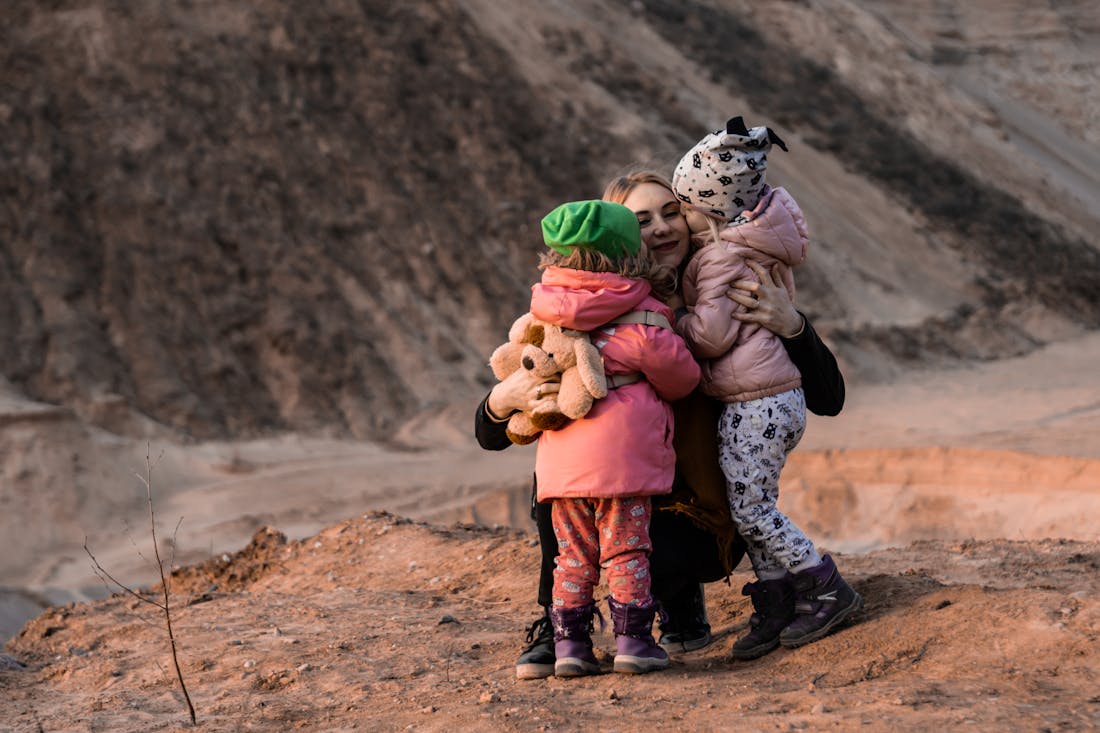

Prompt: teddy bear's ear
[
  {"left": 523, "top": 323, "right": 544, "bottom": 347},
  {"left": 572, "top": 340, "right": 608, "bottom": 399},
  {"left": 508, "top": 313, "right": 544, "bottom": 347},
  {"left": 555, "top": 369, "right": 591, "bottom": 420},
  {"left": 489, "top": 342, "right": 524, "bottom": 381},
  {"left": 507, "top": 313, "right": 532, "bottom": 342}
]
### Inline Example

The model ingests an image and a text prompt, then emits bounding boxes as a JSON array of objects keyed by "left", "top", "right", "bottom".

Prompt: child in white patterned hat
[
  {"left": 672, "top": 115, "right": 789, "bottom": 232},
  {"left": 670, "top": 117, "right": 863, "bottom": 660}
]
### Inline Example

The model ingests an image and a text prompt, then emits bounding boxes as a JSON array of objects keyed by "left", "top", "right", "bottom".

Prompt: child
[
  {"left": 671, "top": 117, "right": 862, "bottom": 660},
  {"left": 528, "top": 200, "right": 700, "bottom": 676}
]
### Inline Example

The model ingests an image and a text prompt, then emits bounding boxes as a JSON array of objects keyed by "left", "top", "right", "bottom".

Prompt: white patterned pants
[{"left": 718, "top": 388, "right": 817, "bottom": 576}]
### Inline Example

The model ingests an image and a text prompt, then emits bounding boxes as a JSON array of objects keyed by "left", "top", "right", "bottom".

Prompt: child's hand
[{"left": 727, "top": 260, "right": 804, "bottom": 338}]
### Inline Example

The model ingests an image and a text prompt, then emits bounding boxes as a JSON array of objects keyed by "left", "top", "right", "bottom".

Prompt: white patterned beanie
[{"left": 672, "top": 116, "right": 789, "bottom": 221}]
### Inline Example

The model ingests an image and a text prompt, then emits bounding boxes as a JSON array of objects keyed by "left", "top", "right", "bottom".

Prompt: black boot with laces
[{"left": 515, "top": 610, "right": 555, "bottom": 679}]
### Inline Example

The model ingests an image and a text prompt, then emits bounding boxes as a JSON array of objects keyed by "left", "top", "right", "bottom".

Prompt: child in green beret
[{"left": 519, "top": 200, "right": 700, "bottom": 676}]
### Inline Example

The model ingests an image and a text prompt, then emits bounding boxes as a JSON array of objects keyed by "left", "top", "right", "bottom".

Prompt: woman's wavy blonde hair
[
  {"left": 601, "top": 170, "right": 674, "bottom": 208},
  {"left": 592, "top": 169, "right": 683, "bottom": 298}
]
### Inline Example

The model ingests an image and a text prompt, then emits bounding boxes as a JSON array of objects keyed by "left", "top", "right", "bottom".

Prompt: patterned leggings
[
  {"left": 550, "top": 496, "right": 654, "bottom": 609},
  {"left": 718, "top": 388, "right": 818, "bottom": 576}
]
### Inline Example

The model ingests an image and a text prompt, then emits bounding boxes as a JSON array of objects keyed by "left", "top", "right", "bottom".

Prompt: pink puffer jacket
[
  {"left": 677, "top": 187, "right": 807, "bottom": 403},
  {"left": 529, "top": 267, "right": 700, "bottom": 500}
]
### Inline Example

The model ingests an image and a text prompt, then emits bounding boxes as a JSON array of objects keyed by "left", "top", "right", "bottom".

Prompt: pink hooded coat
[
  {"left": 677, "top": 186, "right": 808, "bottom": 403},
  {"left": 529, "top": 267, "right": 700, "bottom": 501}
]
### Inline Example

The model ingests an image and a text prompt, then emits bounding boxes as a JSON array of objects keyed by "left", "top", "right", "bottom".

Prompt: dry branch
[{"left": 83, "top": 447, "right": 197, "bottom": 725}]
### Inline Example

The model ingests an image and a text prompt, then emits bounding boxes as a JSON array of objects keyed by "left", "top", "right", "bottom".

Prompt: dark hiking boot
[
  {"left": 780, "top": 554, "right": 863, "bottom": 648},
  {"left": 657, "top": 583, "right": 713, "bottom": 653},
  {"left": 550, "top": 604, "right": 601, "bottom": 677},
  {"left": 515, "top": 611, "right": 555, "bottom": 680},
  {"left": 730, "top": 576, "right": 796, "bottom": 660},
  {"left": 608, "top": 597, "right": 669, "bottom": 674}
]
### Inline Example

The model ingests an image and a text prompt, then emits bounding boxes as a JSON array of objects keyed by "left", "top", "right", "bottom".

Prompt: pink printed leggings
[{"left": 550, "top": 496, "right": 654, "bottom": 609}]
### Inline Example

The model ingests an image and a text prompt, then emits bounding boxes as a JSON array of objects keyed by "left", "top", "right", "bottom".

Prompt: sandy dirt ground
[
  {"left": 3, "top": 515, "right": 1099, "bottom": 732},
  {"left": 1, "top": 332, "right": 1099, "bottom": 730}
]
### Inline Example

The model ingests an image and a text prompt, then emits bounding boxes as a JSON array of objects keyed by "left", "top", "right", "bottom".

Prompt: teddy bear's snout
[{"left": 522, "top": 355, "right": 535, "bottom": 370}]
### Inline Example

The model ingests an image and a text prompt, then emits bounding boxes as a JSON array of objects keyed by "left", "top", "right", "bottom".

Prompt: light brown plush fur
[{"left": 489, "top": 313, "right": 608, "bottom": 445}]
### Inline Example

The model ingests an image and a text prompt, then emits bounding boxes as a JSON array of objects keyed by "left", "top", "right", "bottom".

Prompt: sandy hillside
[{"left": 3, "top": 0, "right": 1099, "bottom": 441}]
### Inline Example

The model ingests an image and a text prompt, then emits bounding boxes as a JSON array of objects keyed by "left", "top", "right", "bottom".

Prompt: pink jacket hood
[
  {"left": 717, "top": 186, "right": 808, "bottom": 267},
  {"left": 530, "top": 267, "right": 653, "bottom": 330}
]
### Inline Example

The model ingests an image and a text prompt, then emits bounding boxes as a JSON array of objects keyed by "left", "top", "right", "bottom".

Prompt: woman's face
[{"left": 621, "top": 182, "right": 691, "bottom": 270}]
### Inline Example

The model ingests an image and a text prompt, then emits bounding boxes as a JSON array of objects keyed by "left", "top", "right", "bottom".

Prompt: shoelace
[{"left": 524, "top": 616, "right": 552, "bottom": 644}]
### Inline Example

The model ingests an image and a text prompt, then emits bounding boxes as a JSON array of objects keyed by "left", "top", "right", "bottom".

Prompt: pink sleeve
[
  {"left": 610, "top": 325, "right": 700, "bottom": 402},
  {"left": 675, "top": 247, "right": 747, "bottom": 359}
]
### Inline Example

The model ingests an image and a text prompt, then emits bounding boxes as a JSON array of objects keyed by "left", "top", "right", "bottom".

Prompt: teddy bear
[{"left": 489, "top": 312, "right": 608, "bottom": 445}]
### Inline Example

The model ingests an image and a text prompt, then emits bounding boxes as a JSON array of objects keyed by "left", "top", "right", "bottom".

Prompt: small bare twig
[
  {"left": 445, "top": 641, "right": 453, "bottom": 683},
  {"left": 910, "top": 638, "right": 931, "bottom": 665},
  {"left": 83, "top": 446, "right": 197, "bottom": 725},
  {"left": 84, "top": 539, "right": 161, "bottom": 609}
]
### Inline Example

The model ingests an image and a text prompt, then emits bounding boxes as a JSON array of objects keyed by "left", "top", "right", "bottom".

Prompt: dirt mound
[
  {"left": 3, "top": 512, "right": 1098, "bottom": 730},
  {"left": 168, "top": 526, "right": 290, "bottom": 596}
]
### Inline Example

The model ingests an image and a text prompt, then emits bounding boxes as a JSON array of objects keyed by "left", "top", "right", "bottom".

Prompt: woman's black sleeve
[
  {"left": 780, "top": 314, "right": 845, "bottom": 416},
  {"left": 474, "top": 393, "right": 514, "bottom": 450}
]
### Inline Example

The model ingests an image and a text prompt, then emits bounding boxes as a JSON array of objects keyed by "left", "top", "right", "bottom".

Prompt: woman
[{"left": 475, "top": 171, "right": 845, "bottom": 679}]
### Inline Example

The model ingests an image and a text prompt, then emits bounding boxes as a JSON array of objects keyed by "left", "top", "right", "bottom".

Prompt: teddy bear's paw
[
  {"left": 558, "top": 401, "right": 592, "bottom": 420},
  {"left": 531, "top": 412, "right": 571, "bottom": 432},
  {"left": 506, "top": 430, "right": 540, "bottom": 446}
]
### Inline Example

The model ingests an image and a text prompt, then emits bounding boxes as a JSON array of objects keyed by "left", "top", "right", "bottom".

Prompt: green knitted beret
[{"left": 541, "top": 200, "right": 641, "bottom": 258}]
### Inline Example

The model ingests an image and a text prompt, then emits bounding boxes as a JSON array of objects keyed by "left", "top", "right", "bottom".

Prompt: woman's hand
[
  {"left": 727, "top": 260, "right": 804, "bottom": 338},
  {"left": 486, "top": 368, "right": 560, "bottom": 419}
]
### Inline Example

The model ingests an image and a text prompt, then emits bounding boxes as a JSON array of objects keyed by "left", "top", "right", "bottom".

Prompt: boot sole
[
  {"left": 729, "top": 635, "right": 781, "bottom": 661},
  {"left": 780, "top": 593, "right": 864, "bottom": 648},
  {"left": 554, "top": 658, "right": 601, "bottom": 677},
  {"left": 658, "top": 630, "right": 713, "bottom": 653},
  {"left": 516, "top": 661, "right": 556, "bottom": 680},
  {"left": 613, "top": 655, "right": 671, "bottom": 674}
]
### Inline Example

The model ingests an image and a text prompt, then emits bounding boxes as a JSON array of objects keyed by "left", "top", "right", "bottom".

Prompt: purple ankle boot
[
  {"left": 549, "top": 604, "right": 601, "bottom": 677},
  {"left": 608, "top": 597, "right": 669, "bottom": 674},
  {"left": 780, "top": 554, "right": 863, "bottom": 648}
]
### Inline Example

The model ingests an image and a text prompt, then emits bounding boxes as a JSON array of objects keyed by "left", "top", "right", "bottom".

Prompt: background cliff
[{"left": 3, "top": 0, "right": 1097, "bottom": 442}]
